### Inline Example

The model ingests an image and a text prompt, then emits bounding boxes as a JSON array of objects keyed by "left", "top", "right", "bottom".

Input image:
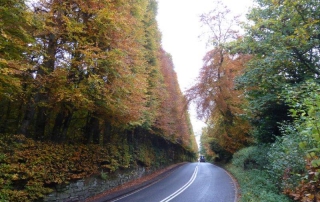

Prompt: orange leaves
[
  {"left": 154, "top": 49, "right": 195, "bottom": 148},
  {"left": 187, "top": 48, "right": 252, "bottom": 155},
  {"left": 26, "top": 0, "right": 150, "bottom": 130},
  {"left": 186, "top": 1, "right": 254, "bottom": 158},
  {"left": 284, "top": 156, "right": 320, "bottom": 202},
  {"left": 0, "top": 134, "right": 123, "bottom": 200}
]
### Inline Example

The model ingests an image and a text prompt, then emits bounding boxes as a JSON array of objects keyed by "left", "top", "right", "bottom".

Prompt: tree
[
  {"left": 236, "top": 0, "right": 320, "bottom": 143},
  {"left": 0, "top": 0, "right": 33, "bottom": 98},
  {"left": 156, "top": 49, "right": 195, "bottom": 147},
  {"left": 18, "top": 0, "right": 150, "bottom": 141},
  {"left": 0, "top": 0, "right": 36, "bottom": 133},
  {"left": 139, "top": 0, "right": 164, "bottom": 130},
  {"left": 187, "top": 1, "right": 251, "bottom": 157}
]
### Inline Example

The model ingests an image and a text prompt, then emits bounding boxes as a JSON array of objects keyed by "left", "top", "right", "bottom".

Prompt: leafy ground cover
[
  {"left": 0, "top": 134, "right": 192, "bottom": 201},
  {"left": 0, "top": 135, "right": 111, "bottom": 201}
]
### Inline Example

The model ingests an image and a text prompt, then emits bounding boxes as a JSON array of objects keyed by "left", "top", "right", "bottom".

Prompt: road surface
[{"left": 107, "top": 162, "right": 237, "bottom": 202}]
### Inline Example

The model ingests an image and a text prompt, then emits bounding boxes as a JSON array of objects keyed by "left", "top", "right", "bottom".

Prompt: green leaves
[
  {"left": 0, "top": 0, "right": 34, "bottom": 101},
  {"left": 227, "top": 0, "right": 320, "bottom": 199},
  {"left": 273, "top": 80, "right": 320, "bottom": 199},
  {"left": 235, "top": 0, "right": 320, "bottom": 143},
  {"left": 311, "top": 159, "right": 320, "bottom": 168}
]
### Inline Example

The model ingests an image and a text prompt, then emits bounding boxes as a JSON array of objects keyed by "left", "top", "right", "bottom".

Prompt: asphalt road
[{"left": 108, "top": 162, "right": 237, "bottom": 202}]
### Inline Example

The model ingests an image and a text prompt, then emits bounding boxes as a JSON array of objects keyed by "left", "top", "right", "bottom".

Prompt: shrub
[
  {"left": 232, "top": 145, "right": 269, "bottom": 170},
  {"left": 210, "top": 140, "right": 233, "bottom": 163},
  {"left": 278, "top": 81, "right": 320, "bottom": 201},
  {"left": 227, "top": 146, "right": 293, "bottom": 202},
  {"left": 100, "top": 171, "right": 108, "bottom": 180},
  {"left": 267, "top": 123, "right": 309, "bottom": 189}
]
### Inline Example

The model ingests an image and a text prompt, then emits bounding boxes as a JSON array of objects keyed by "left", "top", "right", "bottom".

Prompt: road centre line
[{"left": 159, "top": 165, "right": 198, "bottom": 202}]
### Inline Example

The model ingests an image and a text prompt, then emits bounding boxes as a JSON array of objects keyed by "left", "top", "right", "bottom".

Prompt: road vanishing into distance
[{"left": 106, "top": 162, "right": 237, "bottom": 202}]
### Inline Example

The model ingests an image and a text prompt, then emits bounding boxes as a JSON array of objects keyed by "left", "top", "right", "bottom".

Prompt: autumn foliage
[
  {"left": 187, "top": 50, "right": 252, "bottom": 156},
  {"left": 187, "top": 1, "right": 252, "bottom": 159},
  {"left": 0, "top": 0, "right": 197, "bottom": 200},
  {"left": 156, "top": 49, "right": 193, "bottom": 146}
]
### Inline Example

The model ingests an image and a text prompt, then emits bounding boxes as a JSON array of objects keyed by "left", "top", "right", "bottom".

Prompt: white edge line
[
  {"left": 159, "top": 165, "right": 198, "bottom": 202},
  {"left": 111, "top": 176, "right": 164, "bottom": 202}
]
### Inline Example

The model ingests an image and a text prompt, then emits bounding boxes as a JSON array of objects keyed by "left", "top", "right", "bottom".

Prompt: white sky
[{"left": 156, "top": 0, "right": 253, "bottom": 143}]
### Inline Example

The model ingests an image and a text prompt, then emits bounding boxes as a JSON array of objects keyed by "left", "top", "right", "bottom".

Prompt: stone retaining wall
[{"left": 43, "top": 166, "right": 156, "bottom": 202}]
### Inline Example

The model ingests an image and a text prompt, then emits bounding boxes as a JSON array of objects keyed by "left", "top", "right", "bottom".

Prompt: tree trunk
[
  {"left": 61, "top": 111, "right": 73, "bottom": 142},
  {"left": 19, "top": 34, "right": 57, "bottom": 138},
  {"left": 51, "top": 108, "right": 64, "bottom": 142},
  {"left": 19, "top": 99, "right": 36, "bottom": 137},
  {"left": 102, "top": 121, "right": 112, "bottom": 146},
  {"left": 34, "top": 105, "right": 47, "bottom": 140},
  {"left": 0, "top": 101, "right": 11, "bottom": 133},
  {"left": 84, "top": 112, "right": 100, "bottom": 144},
  {"left": 91, "top": 117, "right": 100, "bottom": 144}
]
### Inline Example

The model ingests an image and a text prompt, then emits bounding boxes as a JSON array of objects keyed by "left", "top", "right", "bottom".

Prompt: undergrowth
[
  {"left": 226, "top": 146, "right": 293, "bottom": 202},
  {"left": 228, "top": 166, "right": 293, "bottom": 202}
]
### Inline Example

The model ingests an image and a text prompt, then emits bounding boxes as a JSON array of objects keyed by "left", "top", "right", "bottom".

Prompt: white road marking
[
  {"left": 159, "top": 165, "right": 198, "bottom": 202},
  {"left": 110, "top": 178, "right": 162, "bottom": 202}
]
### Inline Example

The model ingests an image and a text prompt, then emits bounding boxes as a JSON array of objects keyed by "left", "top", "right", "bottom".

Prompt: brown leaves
[
  {"left": 187, "top": 49, "right": 253, "bottom": 154},
  {"left": 0, "top": 134, "right": 120, "bottom": 200},
  {"left": 154, "top": 49, "right": 194, "bottom": 147},
  {"left": 284, "top": 157, "right": 320, "bottom": 202},
  {"left": 186, "top": 1, "right": 253, "bottom": 156}
]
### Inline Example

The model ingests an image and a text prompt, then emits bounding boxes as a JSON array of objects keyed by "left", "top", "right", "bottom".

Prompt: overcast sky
[{"left": 156, "top": 0, "right": 253, "bottom": 141}]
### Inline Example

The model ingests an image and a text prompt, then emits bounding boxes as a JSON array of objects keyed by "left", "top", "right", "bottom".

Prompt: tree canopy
[
  {"left": 0, "top": 0, "right": 196, "bottom": 147},
  {"left": 187, "top": 1, "right": 252, "bottom": 159}
]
